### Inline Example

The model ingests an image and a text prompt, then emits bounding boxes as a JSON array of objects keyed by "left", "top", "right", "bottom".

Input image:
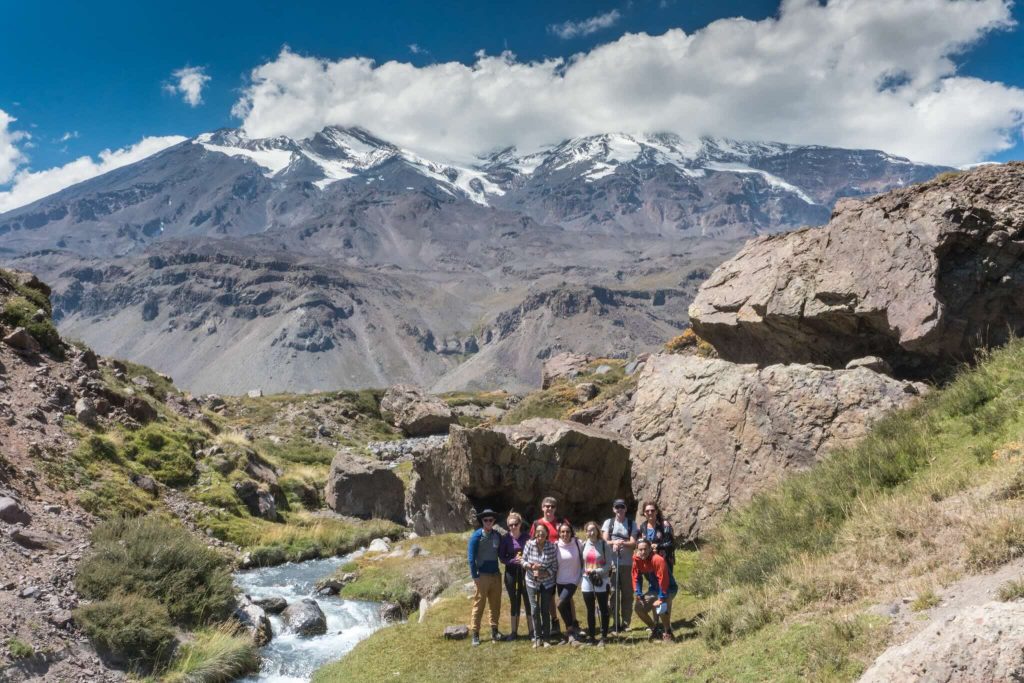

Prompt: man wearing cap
[
  {"left": 467, "top": 508, "right": 504, "bottom": 645},
  {"left": 602, "top": 498, "right": 638, "bottom": 633}
]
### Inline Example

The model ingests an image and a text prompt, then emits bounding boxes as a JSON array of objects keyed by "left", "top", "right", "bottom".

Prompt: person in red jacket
[{"left": 631, "top": 538, "right": 676, "bottom": 642}]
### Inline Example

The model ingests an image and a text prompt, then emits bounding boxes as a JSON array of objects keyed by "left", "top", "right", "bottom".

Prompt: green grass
[
  {"left": 162, "top": 625, "right": 259, "bottom": 683},
  {"left": 0, "top": 294, "right": 63, "bottom": 356},
  {"left": 75, "top": 592, "right": 177, "bottom": 673},
  {"left": 76, "top": 514, "right": 236, "bottom": 627},
  {"left": 7, "top": 638, "right": 34, "bottom": 660},
  {"left": 257, "top": 437, "right": 335, "bottom": 465}
]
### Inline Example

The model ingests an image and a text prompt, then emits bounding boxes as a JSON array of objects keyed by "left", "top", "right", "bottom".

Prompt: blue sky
[{"left": 2, "top": 0, "right": 1024, "bottom": 210}]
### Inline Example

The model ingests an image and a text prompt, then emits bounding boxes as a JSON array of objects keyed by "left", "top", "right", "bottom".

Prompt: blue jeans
[{"left": 525, "top": 584, "right": 553, "bottom": 639}]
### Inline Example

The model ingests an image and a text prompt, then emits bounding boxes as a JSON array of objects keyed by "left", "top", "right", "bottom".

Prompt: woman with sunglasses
[
  {"left": 580, "top": 521, "right": 612, "bottom": 646},
  {"left": 638, "top": 501, "right": 675, "bottom": 575},
  {"left": 498, "top": 511, "right": 533, "bottom": 641}
]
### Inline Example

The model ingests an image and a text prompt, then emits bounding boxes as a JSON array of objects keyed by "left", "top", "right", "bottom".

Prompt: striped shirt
[{"left": 522, "top": 539, "right": 558, "bottom": 590}]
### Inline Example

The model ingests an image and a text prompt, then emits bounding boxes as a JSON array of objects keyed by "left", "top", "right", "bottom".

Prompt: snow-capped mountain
[{"left": 0, "top": 127, "right": 949, "bottom": 394}]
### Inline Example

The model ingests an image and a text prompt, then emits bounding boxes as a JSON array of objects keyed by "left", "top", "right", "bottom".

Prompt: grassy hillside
[{"left": 315, "top": 340, "right": 1024, "bottom": 682}]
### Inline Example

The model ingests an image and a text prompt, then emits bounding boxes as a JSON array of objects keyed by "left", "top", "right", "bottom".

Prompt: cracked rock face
[
  {"left": 689, "top": 163, "right": 1024, "bottom": 377},
  {"left": 630, "top": 354, "right": 921, "bottom": 540}
]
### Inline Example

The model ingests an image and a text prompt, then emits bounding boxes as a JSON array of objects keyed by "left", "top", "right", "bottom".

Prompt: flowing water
[{"left": 234, "top": 555, "right": 382, "bottom": 683}]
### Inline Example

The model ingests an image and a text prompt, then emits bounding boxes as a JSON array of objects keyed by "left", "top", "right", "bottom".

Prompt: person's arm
[
  {"left": 599, "top": 541, "right": 612, "bottom": 579},
  {"left": 497, "top": 535, "right": 513, "bottom": 566},
  {"left": 574, "top": 542, "right": 583, "bottom": 586},
  {"left": 624, "top": 520, "right": 639, "bottom": 552},
  {"left": 654, "top": 558, "right": 670, "bottom": 601},
  {"left": 601, "top": 520, "right": 612, "bottom": 544},
  {"left": 657, "top": 522, "right": 675, "bottom": 555},
  {"left": 543, "top": 542, "right": 558, "bottom": 578},
  {"left": 632, "top": 561, "right": 643, "bottom": 597},
  {"left": 467, "top": 530, "right": 480, "bottom": 580}
]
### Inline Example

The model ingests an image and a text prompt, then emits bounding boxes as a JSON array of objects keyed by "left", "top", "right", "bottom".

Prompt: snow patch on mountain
[{"left": 704, "top": 161, "right": 817, "bottom": 204}]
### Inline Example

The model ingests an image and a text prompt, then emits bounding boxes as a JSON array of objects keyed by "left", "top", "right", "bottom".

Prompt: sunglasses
[
  {"left": 508, "top": 522, "right": 521, "bottom": 527},
  {"left": 542, "top": 505, "right": 555, "bottom": 509},
  {"left": 614, "top": 505, "right": 625, "bottom": 510},
  {"left": 644, "top": 509, "right": 657, "bottom": 514},
  {"left": 482, "top": 518, "right": 495, "bottom": 523}
]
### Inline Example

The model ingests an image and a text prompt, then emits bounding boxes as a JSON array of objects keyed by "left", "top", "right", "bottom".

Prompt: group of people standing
[{"left": 466, "top": 496, "right": 677, "bottom": 648}]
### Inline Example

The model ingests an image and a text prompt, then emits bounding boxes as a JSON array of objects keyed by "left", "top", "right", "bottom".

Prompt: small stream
[{"left": 234, "top": 555, "right": 383, "bottom": 683}]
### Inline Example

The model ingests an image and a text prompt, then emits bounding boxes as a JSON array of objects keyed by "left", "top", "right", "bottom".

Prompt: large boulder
[
  {"left": 233, "top": 480, "right": 278, "bottom": 521},
  {"left": 630, "top": 354, "right": 922, "bottom": 540},
  {"left": 541, "top": 352, "right": 593, "bottom": 388},
  {"left": 325, "top": 450, "right": 405, "bottom": 522},
  {"left": 282, "top": 598, "right": 327, "bottom": 637},
  {"left": 235, "top": 595, "right": 273, "bottom": 646},
  {"left": 380, "top": 385, "right": 456, "bottom": 437},
  {"left": 859, "top": 601, "right": 1024, "bottom": 682},
  {"left": 406, "top": 418, "right": 630, "bottom": 534},
  {"left": 690, "top": 163, "right": 1024, "bottom": 376}
]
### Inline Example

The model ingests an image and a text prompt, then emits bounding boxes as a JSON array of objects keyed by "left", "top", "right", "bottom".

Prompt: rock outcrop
[
  {"left": 324, "top": 450, "right": 405, "bottom": 522},
  {"left": 690, "top": 163, "right": 1024, "bottom": 377},
  {"left": 406, "top": 418, "right": 630, "bottom": 534},
  {"left": 380, "top": 385, "right": 456, "bottom": 437},
  {"left": 630, "top": 354, "right": 922, "bottom": 540},
  {"left": 235, "top": 595, "right": 273, "bottom": 646},
  {"left": 541, "top": 352, "right": 593, "bottom": 389},
  {"left": 859, "top": 601, "right": 1024, "bottom": 682}
]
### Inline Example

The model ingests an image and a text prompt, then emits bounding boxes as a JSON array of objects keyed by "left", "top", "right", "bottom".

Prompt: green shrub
[
  {"left": 76, "top": 514, "right": 235, "bottom": 626},
  {"left": 74, "top": 592, "right": 176, "bottom": 672},
  {"left": 163, "top": 625, "right": 259, "bottom": 683},
  {"left": 0, "top": 295, "right": 63, "bottom": 356},
  {"left": 124, "top": 424, "right": 201, "bottom": 487},
  {"left": 77, "top": 473, "right": 155, "bottom": 519},
  {"left": 7, "top": 638, "right": 34, "bottom": 660}
]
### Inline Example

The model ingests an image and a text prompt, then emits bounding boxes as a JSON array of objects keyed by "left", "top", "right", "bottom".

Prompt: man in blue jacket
[{"left": 467, "top": 508, "right": 504, "bottom": 645}]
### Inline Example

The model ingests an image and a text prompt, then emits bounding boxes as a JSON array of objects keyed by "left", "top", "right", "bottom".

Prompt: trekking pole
[{"left": 614, "top": 551, "right": 621, "bottom": 634}]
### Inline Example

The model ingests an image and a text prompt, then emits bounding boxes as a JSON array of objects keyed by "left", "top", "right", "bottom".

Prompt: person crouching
[{"left": 631, "top": 538, "right": 677, "bottom": 642}]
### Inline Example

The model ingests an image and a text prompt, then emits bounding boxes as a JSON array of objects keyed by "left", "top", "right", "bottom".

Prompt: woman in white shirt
[
  {"left": 580, "top": 521, "right": 612, "bottom": 645},
  {"left": 554, "top": 522, "right": 583, "bottom": 645}
]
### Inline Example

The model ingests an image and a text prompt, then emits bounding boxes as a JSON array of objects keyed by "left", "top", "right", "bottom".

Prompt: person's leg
[
  {"left": 518, "top": 571, "right": 533, "bottom": 637},
  {"left": 484, "top": 574, "right": 502, "bottom": 637},
  {"left": 582, "top": 591, "right": 597, "bottom": 639},
  {"left": 556, "top": 584, "right": 576, "bottom": 635},
  {"left": 596, "top": 590, "right": 610, "bottom": 639},
  {"left": 619, "top": 570, "right": 634, "bottom": 628},
  {"left": 469, "top": 580, "right": 485, "bottom": 645},
  {"left": 633, "top": 595, "right": 656, "bottom": 631},
  {"left": 526, "top": 585, "right": 542, "bottom": 641},
  {"left": 503, "top": 569, "right": 519, "bottom": 638},
  {"left": 539, "top": 586, "right": 552, "bottom": 639}
]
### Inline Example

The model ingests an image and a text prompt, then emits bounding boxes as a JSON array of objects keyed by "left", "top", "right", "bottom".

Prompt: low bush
[
  {"left": 7, "top": 638, "right": 34, "bottom": 660},
  {"left": 163, "top": 625, "right": 259, "bottom": 683},
  {"left": 76, "top": 514, "right": 235, "bottom": 626},
  {"left": 997, "top": 577, "right": 1024, "bottom": 601},
  {"left": 74, "top": 592, "right": 176, "bottom": 672}
]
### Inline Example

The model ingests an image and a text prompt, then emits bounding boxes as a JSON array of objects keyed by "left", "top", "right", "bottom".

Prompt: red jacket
[
  {"left": 531, "top": 516, "right": 570, "bottom": 540},
  {"left": 632, "top": 552, "right": 670, "bottom": 600}
]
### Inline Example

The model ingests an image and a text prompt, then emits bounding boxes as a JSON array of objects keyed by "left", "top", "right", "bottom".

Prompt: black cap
[
  {"left": 477, "top": 508, "right": 498, "bottom": 521},
  {"left": 612, "top": 499, "right": 627, "bottom": 508}
]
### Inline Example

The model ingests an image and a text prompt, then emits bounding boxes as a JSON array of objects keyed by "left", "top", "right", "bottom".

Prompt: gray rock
[
  {"left": 0, "top": 496, "right": 31, "bottom": 525},
  {"left": 235, "top": 596, "right": 273, "bottom": 646},
  {"left": 10, "top": 528, "right": 61, "bottom": 551},
  {"left": 379, "top": 602, "right": 403, "bottom": 623},
  {"left": 247, "top": 389, "right": 263, "bottom": 398},
  {"left": 74, "top": 398, "right": 98, "bottom": 427},
  {"left": 324, "top": 450, "right": 404, "bottom": 522},
  {"left": 860, "top": 601, "right": 1024, "bottom": 682},
  {"left": 846, "top": 356, "right": 894, "bottom": 375},
  {"left": 690, "top": 164, "right": 1024, "bottom": 375},
  {"left": 541, "top": 352, "right": 592, "bottom": 388},
  {"left": 630, "top": 353, "right": 921, "bottom": 541},
  {"left": 406, "top": 418, "right": 630, "bottom": 535},
  {"left": 233, "top": 480, "right": 278, "bottom": 521},
  {"left": 367, "top": 538, "right": 391, "bottom": 553},
  {"left": 130, "top": 473, "right": 159, "bottom": 497},
  {"left": 593, "top": 364, "right": 613, "bottom": 375},
  {"left": 3, "top": 328, "right": 41, "bottom": 354},
  {"left": 124, "top": 396, "right": 158, "bottom": 424},
  {"left": 253, "top": 596, "right": 288, "bottom": 614},
  {"left": 380, "top": 385, "right": 456, "bottom": 437},
  {"left": 282, "top": 598, "right": 327, "bottom": 637},
  {"left": 443, "top": 625, "right": 469, "bottom": 640},
  {"left": 575, "top": 382, "right": 598, "bottom": 403}
]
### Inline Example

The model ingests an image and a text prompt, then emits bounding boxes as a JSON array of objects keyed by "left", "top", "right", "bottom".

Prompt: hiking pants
[
  {"left": 526, "top": 584, "right": 552, "bottom": 638},
  {"left": 470, "top": 573, "right": 502, "bottom": 632},
  {"left": 504, "top": 565, "right": 531, "bottom": 618},
  {"left": 555, "top": 583, "right": 578, "bottom": 629},
  {"left": 582, "top": 590, "right": 610, "bottom": 638},
  {"left": 610, "top": 566, "right": 634, "bottom": 628}
]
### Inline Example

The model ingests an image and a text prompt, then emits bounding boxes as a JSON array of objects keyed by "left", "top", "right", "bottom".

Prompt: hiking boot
[
  {"left": 491, "top": 628, "right": 504, "bottom": 642},
  {"left": 596, "top": 638, "right": 606, "bottom": 648},
  {"left": 648, "top": 626, "right": 663, "bottom": 641},
  {"left": 471, "top": 632, "right": 480, "bottom": 646},
  {"left": 532, "top": 639, "right": 540, "bottom": 649},
  {"left": 662, "top": 632, "right": 675, "bottom": 643},
  {"left": 505, "top": 632, "right": 518, "bottom": 642}
]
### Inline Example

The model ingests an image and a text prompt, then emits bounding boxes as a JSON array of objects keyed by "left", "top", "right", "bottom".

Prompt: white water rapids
[{"left": 234, "top": 555, "right": 383, "bottom": 682}]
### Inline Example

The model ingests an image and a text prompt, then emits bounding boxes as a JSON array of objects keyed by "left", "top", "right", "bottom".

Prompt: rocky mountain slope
[{"left": 0, "top": 128, "right": 947, "bottom": 394}]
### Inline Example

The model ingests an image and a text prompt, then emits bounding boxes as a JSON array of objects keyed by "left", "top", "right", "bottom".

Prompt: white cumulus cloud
[
  {"left": 549, "top": 10, "right": 622, "bottom": 39},
  {"left": 232, "top": 0, "right": 1024, "bottom": 167},
  {"left": 165, "top": 66, "right": 211, "bottom": 107},
  {"left": 0, "top": 109, "right": 29, "bottom": 184},
  {"left": 0, "top": 135, "right": 186, "bottom": 213}
]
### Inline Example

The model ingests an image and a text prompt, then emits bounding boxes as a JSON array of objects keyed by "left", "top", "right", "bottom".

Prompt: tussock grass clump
[
  {"left": 74, "top": 592, "right": 176, "bottom": 672},
  {"left": 76, "top": 514, "right": 235, "bottom": 626},
  {"left": 6, "top": 638, "right": 34, "bottom": 660},
  {"left": 1, "top": 295, "right": 63, "bottom": 355},
  {"left": 966, "top": 512, "right": 1024, "bottom": 569},
  {"left": 997, "top": 577, "right": 1024, "bottom": 601},
  {"left": 163, "top": 625, "right": 259, "bottom": 683},
  {"left": 123, "top": 424, "right": 202, "bottom": 487}
]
